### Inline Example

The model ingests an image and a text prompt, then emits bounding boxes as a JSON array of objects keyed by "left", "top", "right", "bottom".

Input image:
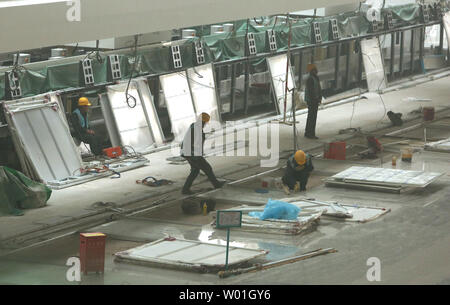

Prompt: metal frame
[{"left": 3, "top": 99, "right": 82, "bottom": 183}]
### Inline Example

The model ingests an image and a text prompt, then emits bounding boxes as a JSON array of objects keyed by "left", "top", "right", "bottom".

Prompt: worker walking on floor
[
  {"left": 70, "top": 97, "right": 103, "bottom": 156},
  {"left": 180, "top": 112, "right": 225, "bottom": 195},
  {"left": 304, "top": 64, "right": 323, "bottom": 140},
  {"left": 282, "top": 150, "right": 314, "bottom": 195}
]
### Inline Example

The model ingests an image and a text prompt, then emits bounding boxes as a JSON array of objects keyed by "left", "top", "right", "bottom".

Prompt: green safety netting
[
  {"left": 0, "top": 166, "right": 52, "bottom": 216},
  {"left": 0, "top": 3, "right": 440, "bottom": 101}
]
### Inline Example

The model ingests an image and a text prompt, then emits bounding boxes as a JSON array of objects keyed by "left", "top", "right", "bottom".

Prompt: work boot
[
  {"left": 214, "top": 181, "right": 226, "bottom": 189},
  {"left": 305, "top": 135, "right": 319, "bottom": 140},
  {"left": 282, "top": 184, "right": 291, "bottom": 195},
  {"left": 294, "top": 182, "right": 300, "bottom": 193}
]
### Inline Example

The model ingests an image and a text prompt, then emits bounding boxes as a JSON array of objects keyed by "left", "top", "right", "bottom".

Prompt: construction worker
[
  {"left": 282, "top": 150, "right": 314, "bottom": 195},
  {"left": 70, "top": 97, "right": 103, "bottom": 155},
  {"left": 180, "top": 112, "right": 225, "bottom": 195},
  {"left": 304, "top": 64, "right": 323, "bottom": 139}
]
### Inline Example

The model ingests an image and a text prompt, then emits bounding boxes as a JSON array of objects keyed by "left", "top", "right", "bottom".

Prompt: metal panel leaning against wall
[{"left": 2, "top": 98, "right": 83, "bottom": 183}]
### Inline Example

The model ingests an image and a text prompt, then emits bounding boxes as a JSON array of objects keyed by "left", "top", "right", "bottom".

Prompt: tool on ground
[
  {"left": 387, "top": 111, "right": 403, "bottom": 126},
  {"left": 359, "top": 136, "right": 382, "bottom": 159},
  {"left": 401, "top": 148, "right": 413, "bottom": 162},
  {"left": 103, "top": 146, "right": 123, "bottom": 159},
  {"left": 136, "top": 176, "right": 174, "bottom": 187}
]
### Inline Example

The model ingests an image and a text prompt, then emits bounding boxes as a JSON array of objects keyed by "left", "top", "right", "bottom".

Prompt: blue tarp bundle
[{"left": 249, "top": 199, "right": 301, "bottom": 220}]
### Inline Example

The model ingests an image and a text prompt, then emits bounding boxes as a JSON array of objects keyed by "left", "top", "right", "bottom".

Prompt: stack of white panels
[{"left": 331, "top": 166, "right": 443, "bottom": 187}]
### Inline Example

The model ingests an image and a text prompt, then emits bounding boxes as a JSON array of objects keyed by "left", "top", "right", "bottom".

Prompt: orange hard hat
[
  {"left": 201, "top": 112, "right": 211, "bottom": 123},
  {"left": 294, "top": 150, "right": 306, "bottom": 165}
]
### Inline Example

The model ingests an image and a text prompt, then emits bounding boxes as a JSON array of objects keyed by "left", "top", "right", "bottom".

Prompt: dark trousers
[
  {"left": 305, "top": 102, "right": 319, "bottom": 137},
  {"left": 80, "top": 134, "right": 103, "bottom": 156},
  {"left": 182, "top": 156, "right": 221, "bottom": 192},
  {"left": 282, "top": 166, "right": 310, "bottom": 191}
]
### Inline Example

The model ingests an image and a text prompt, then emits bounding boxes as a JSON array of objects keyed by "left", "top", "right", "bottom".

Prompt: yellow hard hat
[
  {"left": 294, "top": 150, "right": 306, "bottom": 165},
  {"left": 306, "top": 64, "right": 317, "bottom": 73},
  {"left": 201, "top": 112, "right": 211, "bottom": 123},
  {"left": 78, "top": 97, "right": 91, "bottom": 106}
]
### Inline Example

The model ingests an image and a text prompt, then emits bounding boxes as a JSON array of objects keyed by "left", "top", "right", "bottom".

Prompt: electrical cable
[{"left": 125, "top": 35, "right": 139, "bottom": 108}]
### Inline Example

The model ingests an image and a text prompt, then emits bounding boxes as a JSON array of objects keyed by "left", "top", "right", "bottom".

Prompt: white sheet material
[
  {"left": 360, "top": 37, "right": 387, "bottom": 91},
  {"left": 115, "top": 238, "right": 267, "bottom": 268},
  {"left": 443, "top": 13, "right": 450, "bottom": 52},
  {"left": 267, "top": 54, "right": 295, "bottom": 115},
  {"left": 425, "top": 138, "right": 450, "bottom": 151},
  {"left": 331, "top": 166, "right": 443, "bottom": 187},
  {"left": 106, "top": 81, "right": 160, "bottom": 153},
  {"left": 187, "top": 63, "right": 221, "bottom": 123},
  {"left": 160, "top": 72, "right": 197, "bottom": 141},
  {"left": 4, "top": 100, "right": 82, "bottom": 183}
]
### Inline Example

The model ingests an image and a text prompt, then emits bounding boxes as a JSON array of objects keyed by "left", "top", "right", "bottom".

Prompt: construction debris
[
  {"left": 214, "top": 204, "right": 323, "bottom": 235},
  {"left": 424, "top": 137, "right": 450, "bottom": 152},
  {"left": 283, "top": 198, "right": 391, "bottom": 223}
]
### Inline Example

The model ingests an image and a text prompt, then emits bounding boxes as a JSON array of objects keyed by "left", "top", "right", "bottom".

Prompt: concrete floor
[{"left": 1, "top": 74, "right": 450, "bottom": 284}]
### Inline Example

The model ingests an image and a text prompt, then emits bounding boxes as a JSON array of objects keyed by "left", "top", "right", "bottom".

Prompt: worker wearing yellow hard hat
[
  {"left": 70, "top": 97, "right": 104, "bottom": 155},
  {"left": 281, "top": 149, "right": 314, "bottom": 195},
  {"left": 180, "top": 112, "right": 225, "bottom": 195},
  {"left": 78, "top": 97, "right": 91, "bottom": 106},
  {"left": 304, "top": 63, "right": 322, "bottom": 140}
]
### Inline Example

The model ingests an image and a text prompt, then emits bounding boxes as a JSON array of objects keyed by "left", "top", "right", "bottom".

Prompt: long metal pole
[
  {"left": 283, "top": 13, "right": 292, "bottom": 123},
  {"left": 225, "top": 228, "right": 230, "bottom": 270}
]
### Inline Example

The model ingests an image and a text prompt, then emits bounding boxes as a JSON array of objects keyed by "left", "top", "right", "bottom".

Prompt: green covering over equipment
[
  {"left": 0, "top": 166, "right": 52, "bottom": 216},
  {"left": 0, "top": 3, "right": 443, "bottom": 101}
]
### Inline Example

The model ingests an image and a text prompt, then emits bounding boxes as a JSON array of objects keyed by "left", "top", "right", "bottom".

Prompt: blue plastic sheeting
[{"left": 249, "top": 199, "right": 301, "bottom": 220}]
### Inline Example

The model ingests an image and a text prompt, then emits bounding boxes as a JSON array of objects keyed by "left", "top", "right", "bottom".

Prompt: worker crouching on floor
[
  {"left": 282, "top": 150, "right": 314, "bottom": 195},
  {"left": 180, "top": 112, "right": 225, "bottom": 195},
  {"left": 70, "top": 97, "right": 103, "bottom": 156}
]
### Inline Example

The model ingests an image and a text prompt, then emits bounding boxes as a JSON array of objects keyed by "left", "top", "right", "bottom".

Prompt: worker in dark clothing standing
[
  {"left": 181, "top": 112, "right": 225, "bottom": 195},
  {"left": 70, "top": 97, "right": 103, "bottom": 155},
  {"left": 304, "top": 64, "right": 322, "bottom": 140},
  {"left": 282, "top": 150, "right": 314, "bottom": 195}
]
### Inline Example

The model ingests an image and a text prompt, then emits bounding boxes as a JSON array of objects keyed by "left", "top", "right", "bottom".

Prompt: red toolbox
[
  {"left": 80, "top": 233, "right": 106, "bottom": 275},
  {"left": 103, "top": 146, "right": 123, "bottom": 158},
  {"left": 324, "top": 141, "right": 346, "bottom": 160}
]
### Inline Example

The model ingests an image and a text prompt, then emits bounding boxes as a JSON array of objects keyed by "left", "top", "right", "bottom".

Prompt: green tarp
[
  {"left": 0, "top": 166, "right": 51, "bottom": 216},
  {"left": 0, "top": 3, "right": 440, "bottom": 101}
]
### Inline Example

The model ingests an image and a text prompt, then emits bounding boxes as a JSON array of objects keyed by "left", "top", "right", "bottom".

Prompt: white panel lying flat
[
  {"left": 4, "top": 100, "right": 82, "bottom": 183},
  {"left": 330, "top": 166, "right": 443, "bottom": 187},
  {"left": 218, "top": 208, "right": 322, "bottom": 235},
  {"left": 160, "top": 72, "right": 197, "bottom": 141},
  {"left": 106, "top": 80, "right": 163, "bottom": 153},
  {"left": 425, "top": 138, "right": 450, "bottom": 152},
  {"left": 361, "top": 37, "right": 387, "bottom": 91},
  {"left": 187, "top": 63, "right": 221, "bottom": 123},
  {"left": 115, "top": 238, "right": 267, "bottom": 271},
  {"left": 286, "top": 200, "right": 390, "bottom": 223},
  {"left": 267, "top": 54, "right": 295, "bottom": 115}
]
